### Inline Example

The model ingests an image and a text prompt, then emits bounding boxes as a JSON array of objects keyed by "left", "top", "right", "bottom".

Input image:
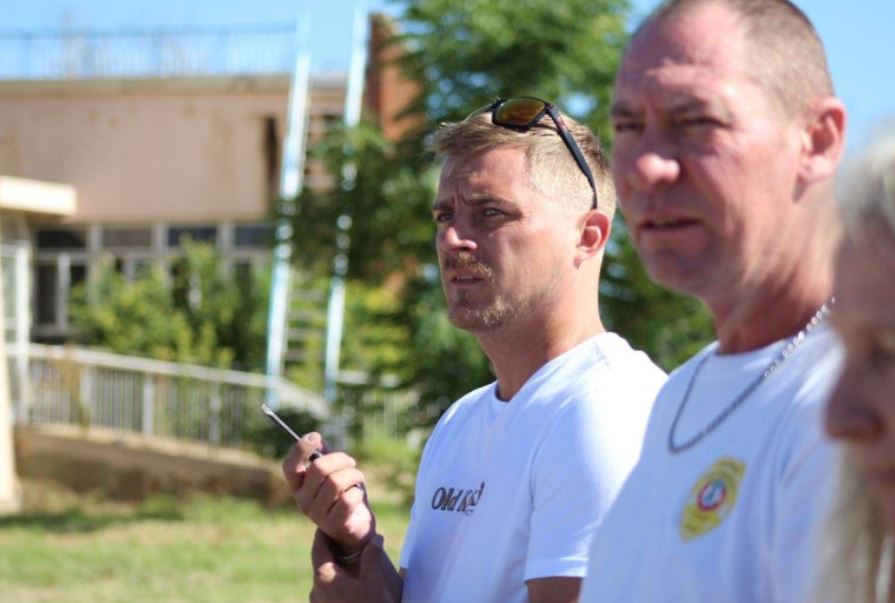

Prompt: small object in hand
[{"left": 261, "top": 403, "right": 322, "bottom": 463}]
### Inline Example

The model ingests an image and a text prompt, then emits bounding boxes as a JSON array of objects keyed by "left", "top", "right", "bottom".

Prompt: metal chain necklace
[{"left": 667, "top": 301, "right": 833, "bottom": 454}]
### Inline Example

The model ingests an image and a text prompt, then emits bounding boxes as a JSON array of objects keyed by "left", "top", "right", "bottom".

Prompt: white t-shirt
[
  {"left": 580, "top": 324, "right": 842, "bottom": 603},
  {"left": 398, "top": 332, "right": 667, "bottom": 603}
]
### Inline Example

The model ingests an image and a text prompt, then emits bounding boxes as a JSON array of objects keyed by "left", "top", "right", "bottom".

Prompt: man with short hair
[
  {"left": 282, "top": 98, "right": 666, "bottom": 602},
  {"left": 579, "top": 1, "right": 846, "bottom": 601}
]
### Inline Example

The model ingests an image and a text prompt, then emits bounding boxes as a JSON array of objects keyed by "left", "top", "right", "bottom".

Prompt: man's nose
[
  {"left": 825, "top": 367, "right": 885, "bottom": 441},
  {"left": 617, "top": 131, "right": 680, "bottom": 193},
  {"left": 438, "top": 220, "right": 477, "bottom": 252}
]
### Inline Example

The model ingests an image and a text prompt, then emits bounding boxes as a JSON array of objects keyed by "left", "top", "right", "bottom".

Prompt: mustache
[{"left": 441, "top": 252, "right": 492, "bottom": 276}]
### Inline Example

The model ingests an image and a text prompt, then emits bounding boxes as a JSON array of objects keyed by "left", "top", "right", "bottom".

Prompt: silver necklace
[{"left": 667, "top": 301, "right": 832, "bottom": 454}]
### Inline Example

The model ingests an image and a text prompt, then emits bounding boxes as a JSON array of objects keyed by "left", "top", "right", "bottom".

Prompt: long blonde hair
[
  {"left": 820, "top": 124, "right": 895, "bottom": 603},
  {"left": 820, "top": 452, "right": 894, "bottom": 603}
]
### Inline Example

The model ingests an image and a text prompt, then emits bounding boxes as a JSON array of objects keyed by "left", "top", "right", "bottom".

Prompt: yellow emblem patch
[{"left": 680, "top": 457, "right": 746, "bottom": 541}]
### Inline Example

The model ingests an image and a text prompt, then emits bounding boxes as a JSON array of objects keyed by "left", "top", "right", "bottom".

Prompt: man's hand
[
  {"left": 310, "top": 529, "right": 402, "bottom": 603},
  {"left": 281, "top": 432, "right": 375, "bottom": 554}
]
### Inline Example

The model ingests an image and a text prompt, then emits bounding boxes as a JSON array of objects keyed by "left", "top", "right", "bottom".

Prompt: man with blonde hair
[
  {"left": 282, "top": 97, "right": 666, "bottom": 602},
  {"left": 580, "top": 0, "right": 847, "bottom": 601}
]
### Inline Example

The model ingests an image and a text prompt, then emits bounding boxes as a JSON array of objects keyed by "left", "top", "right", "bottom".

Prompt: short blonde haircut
[{"left": 429, "top": 108, "right": 615, "bottom": 219}]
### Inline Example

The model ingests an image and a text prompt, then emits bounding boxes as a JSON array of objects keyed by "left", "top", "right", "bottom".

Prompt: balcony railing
[
  {"left": 0, "top": 25, "right": 296, "bottom": 80},
  {"left": 7, "top": 344, "right": 328, "bottom": 449}
]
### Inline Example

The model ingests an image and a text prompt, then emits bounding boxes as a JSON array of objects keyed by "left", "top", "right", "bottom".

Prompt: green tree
[
  {"left": 291, "top": 0, "right": 714, "bottom": 428},
  {"left": 70, "top": 241, "right": 269, "bottom": 370},
  {"left": 398, "top": 0, "right": 629, "bottom": 135},
  {"left": 395, "top": 0, "right": 714, "bottom": 372}
]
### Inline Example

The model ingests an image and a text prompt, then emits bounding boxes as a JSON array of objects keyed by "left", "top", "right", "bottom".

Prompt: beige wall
[
  {"left": 0, "top": 75, "right": 345, "bottom": 225},
  {"left": 15, "top": 425, "right": 289, "bottom": 505}
]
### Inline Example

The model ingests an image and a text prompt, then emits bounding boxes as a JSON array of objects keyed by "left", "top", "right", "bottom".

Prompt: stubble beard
[
  {"left": 441, "top": 251, "right": 514, "bottom": 332},
  {"left": 442, "top": 253, "right": 564, "bottom": 334},
  {"left": 447, "top": 289, "right": 518, "bottom": 332}
]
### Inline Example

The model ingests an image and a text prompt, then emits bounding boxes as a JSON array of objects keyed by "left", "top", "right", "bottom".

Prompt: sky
[{"left": 0, "top": 0, "right": 891, "bottom": 154}]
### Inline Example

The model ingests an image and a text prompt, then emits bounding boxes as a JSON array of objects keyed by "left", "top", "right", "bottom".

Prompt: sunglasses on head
[{"left": 486, "top": 96, "right": 598, "bottom": 209}]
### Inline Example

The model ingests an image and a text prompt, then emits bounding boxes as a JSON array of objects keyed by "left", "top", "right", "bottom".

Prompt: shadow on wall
[{"left": 13, "top": 425, "right": 293, "bottom": 507}]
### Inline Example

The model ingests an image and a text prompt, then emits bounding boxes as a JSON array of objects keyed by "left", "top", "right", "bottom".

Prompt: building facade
[{"left": 0, "top": 17, "right": 416, "bottom": 344}]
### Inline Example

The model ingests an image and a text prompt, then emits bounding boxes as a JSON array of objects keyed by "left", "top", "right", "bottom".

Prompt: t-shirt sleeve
[
  {"left": 399, "top": 422, "right": 441, "bottom": 572},
  {"left": 398, "top": 500, "right": 419, "bottom": 571},
  {"left": 524, "top": 394, "right": 644, "bottom": 581}
]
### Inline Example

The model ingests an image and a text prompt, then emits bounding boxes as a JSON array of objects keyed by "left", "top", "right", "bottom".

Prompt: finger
[
  {"left": 281, "top": 433, "right": 325, "bottom": 492},
  {"left": 302, "top": 432, "right": 325, "bottom": 458},
  {"left": 310, "top": 451, "right": 358, "bottom": 476},
  {"left": 326, "top": 481, "right": 368, "bottom": 524},
  {"left": 298, "top": 453, "right": 358, "bottom": 506},
  {"left": 302, "top": 469, "right": 366, "bottom": 525},
  {"left": 316, "top": 467, "right": 366, "bottom": 509},
  {"left": 319, "top": 485, "right": 373, "bottom": 548},
  {"left": 281, "top": 444, "right": 309, "bottom": 492},
  {"left": 328, "top": 479, "right": 367, "bottom": 513}
]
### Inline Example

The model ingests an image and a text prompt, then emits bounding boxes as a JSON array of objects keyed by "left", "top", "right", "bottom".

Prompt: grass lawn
[{"left": 0, "top": 479, "right": 411, "bottom": 603}]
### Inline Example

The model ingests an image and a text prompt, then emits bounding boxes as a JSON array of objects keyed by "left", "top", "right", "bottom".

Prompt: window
[
  {"left": 36, "top": 228, "right": 87, "bottom": 250},
  {"left": 168, "top": 226, "right": 217, "bottom": 248},
  {"left": 234, "top": 224, "right": 273, "bottom": 248},
  {"left": 102, "top": 227, "right": 152, "bottom": 248},
  {"left": 35, "top": 264, "right": 57, "bottom": 325}
]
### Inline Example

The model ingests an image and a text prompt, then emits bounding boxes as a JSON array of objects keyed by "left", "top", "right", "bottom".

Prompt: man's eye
[
  {"left": 482, "top": 208, "right": 503, "bottom": 217},
  {"left": 679, "top": 116, "right": 718, "bottom": 127},
  {"left": 433, "top": 211, "right": 452, "bottom": 223},
  {"left": 612, "top": 120, "right": 642, "bottom": 134}
]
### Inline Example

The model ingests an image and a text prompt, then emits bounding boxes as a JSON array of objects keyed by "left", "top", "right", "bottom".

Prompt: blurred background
[{"left": 0, "top": 1, "right": 891, "bottom": 601}]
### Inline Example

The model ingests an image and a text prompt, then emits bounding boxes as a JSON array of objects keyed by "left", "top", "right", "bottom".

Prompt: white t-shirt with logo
[
  {"left": 398, "top": 333, "right": 667, "bottom": 603},
  {"left": 580, "top": 324, "right": 842, "bottom": 603}
]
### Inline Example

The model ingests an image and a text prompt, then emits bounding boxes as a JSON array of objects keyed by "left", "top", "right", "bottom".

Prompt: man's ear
[
  {"left": 799, "top": 97, "right": 847, "bottom": 183},
  {"left": 575, "top": 209, "right": 611, "bottom": 266}
]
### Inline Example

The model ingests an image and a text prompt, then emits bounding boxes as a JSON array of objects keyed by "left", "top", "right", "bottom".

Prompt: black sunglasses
[{"left": 486, "top": 96, "right": 598, "bottom": 209}]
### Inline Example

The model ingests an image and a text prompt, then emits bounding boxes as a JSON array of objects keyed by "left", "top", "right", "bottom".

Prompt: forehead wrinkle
[
  {"left": 620, "top": 6, "right": 755, "bottom": 94},
  {"left": 622, "top": 33, "right": 738, "bottom": 79},
  {"left": 615, "top": 60, "right": 758, "bottom": 123},
  {"left": 435, "top": 161, "right": 510, "bottom": 209}
]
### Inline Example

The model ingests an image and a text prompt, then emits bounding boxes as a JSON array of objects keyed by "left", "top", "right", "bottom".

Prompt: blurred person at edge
[
  {"left": 281, "top": 100, "right": 667, "bottom": 602},
  {"left": 821, "top": 127, "right": 895, "bottom": 603},
  {"left": 579, "top": 0, "right": 848, "bottom": 601}
]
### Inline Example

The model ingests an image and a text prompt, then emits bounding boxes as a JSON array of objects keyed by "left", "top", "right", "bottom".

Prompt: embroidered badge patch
[{"left": 680, "top": 457, "right": 746, "bottom": 541}]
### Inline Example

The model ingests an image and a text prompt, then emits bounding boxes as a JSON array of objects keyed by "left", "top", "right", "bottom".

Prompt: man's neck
[
  {"left": 476, "top": 313, "right": 605, "bottom": 402},
  {"left": 709, "top": 278, "right": 833, "bottom": 354},
  {"left": 709, "top": 200, "right": 836, "bottom": 354}
]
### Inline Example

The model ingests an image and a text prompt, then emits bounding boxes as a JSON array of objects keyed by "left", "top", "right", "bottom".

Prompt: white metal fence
[
  {"left": 0, "top": 25, "right": 295, "bottom": 80},
  {"left": 7, "top": 344, "right": 328, "bottom": 448}
]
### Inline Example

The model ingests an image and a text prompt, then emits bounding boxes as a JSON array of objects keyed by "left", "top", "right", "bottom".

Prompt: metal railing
[
  {"left": 7, "top": 344, "right": 328, "bottom": 448},
  {"left": 0, "top": 25, "right": 295, "bottom": 80}
]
